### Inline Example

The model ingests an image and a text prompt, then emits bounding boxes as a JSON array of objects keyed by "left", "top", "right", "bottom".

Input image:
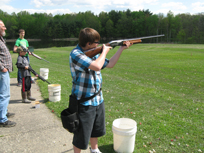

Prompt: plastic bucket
[
  {"left": 40, "top": 68, "right": 49, "bottom": 80},
  {"left": 48, "top": 84, "right": 61, "bottom": 102},
  {"left": 112, "top": 118, "right": 137, "bottom": 153}
]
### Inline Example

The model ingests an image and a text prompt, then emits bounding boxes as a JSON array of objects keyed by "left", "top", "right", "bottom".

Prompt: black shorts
[{"left": 72, "top": 102, "right": 106, "bottom": 149}]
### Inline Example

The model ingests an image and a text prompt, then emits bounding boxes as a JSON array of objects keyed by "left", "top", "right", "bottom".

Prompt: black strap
[{"left": 78, "top": 88, "right": 101, "bottom": 103}]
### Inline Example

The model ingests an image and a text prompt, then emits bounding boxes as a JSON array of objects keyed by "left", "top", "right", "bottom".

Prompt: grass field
[{"left": 10, "top": 44, "right": 204, "bottom": 153}]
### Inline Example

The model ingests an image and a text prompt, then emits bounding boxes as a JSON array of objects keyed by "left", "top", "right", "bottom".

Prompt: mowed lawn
[{"left": 10, "top": 44, "right": 204, "bottom": 153}]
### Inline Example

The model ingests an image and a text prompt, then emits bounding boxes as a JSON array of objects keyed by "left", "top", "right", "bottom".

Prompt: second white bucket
[
  {"left": 40, "top": 68, "right": 49, "bottom": 80},
  {"left": 112, "top": 118, "right": 137, "bottom": 153},
  {"left": 48, "top": 84, "right": 61, "bottom": 102}
]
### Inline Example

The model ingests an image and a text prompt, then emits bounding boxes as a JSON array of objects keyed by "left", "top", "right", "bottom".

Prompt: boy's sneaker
[
  {"left": 89, "top": 147, "right": 102, "bottom": 153},
  {"left": 0, "top": 120, "right": 16, "bottom": 127},
  {"left": 22, "top": 99, "right": 31, "bottom": 103},
  {"left": 6, "top": 112, "right": 15, "bottom": 118}
]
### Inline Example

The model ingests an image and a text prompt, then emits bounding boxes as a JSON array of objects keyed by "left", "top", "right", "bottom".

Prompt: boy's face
[
  {"left": 87, "top": 40, "right": 100, "bottom": 49},
  {"left": 19, "top": 32, "right": 25, "bottom": 38},
  {"left": 19, "top": 51, "right": 27, "bottom": 56}
]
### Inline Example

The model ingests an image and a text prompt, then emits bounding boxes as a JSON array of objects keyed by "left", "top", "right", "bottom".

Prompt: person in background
[
  {"left": 69, "top": 28, "right": 132, "bottom": 153},
  {"left": 0, "top": 20, "right": 16, "bottom": 128},
  {"left": 13, "top": 29, "right": 35, "bottom": 86}
]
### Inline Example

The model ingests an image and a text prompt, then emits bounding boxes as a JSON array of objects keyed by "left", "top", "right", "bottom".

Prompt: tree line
[{"left": 1, "top": 9, "right": 204, "bottom": 44}]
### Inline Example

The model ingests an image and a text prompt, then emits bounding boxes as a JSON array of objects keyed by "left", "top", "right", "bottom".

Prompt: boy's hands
[
  {"left": 25, "top": 66, "right": 29, "bottom": 70},
  {"left": 102, "top": 44, "right": 112, "bottom": 54},
  {"left": 119, "top": 41, "right": 133, "bottom": 50}
]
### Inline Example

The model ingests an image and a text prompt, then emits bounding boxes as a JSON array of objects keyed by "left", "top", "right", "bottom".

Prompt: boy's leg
[
  {"left": 21, "top": 77, "right": 31, "bottom": 103},
  {"left": 73, "top": 145, "right": 81, "bottom": 153},
  {"left": 73, "top": 103, "right": 105, "bottom": 151},
  {"left": 26, "top": 76, "right": 35, "bottom": 100},
  {"left": 90, "top": 138, "right": 98, "bottom": 149},
  {"left": 27, "top": 90, "right": 36, "bottom": 101},
  {"left": 17, "top": 69, "right": 22, "bottom": 86},
  {"left": 26, "top": 56, "right": 35, "bottom": 83}
]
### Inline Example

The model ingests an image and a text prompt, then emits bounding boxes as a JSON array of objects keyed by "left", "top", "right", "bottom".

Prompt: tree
[
  {"left": 115, "top": 14, "right": 132, "bottom": 38},
  {"left": 99, "top": 12, "right": 109, "bottom": 37},
  {"left": 177, "top": 29, "right": 186, "bottom": 43},
  {"left": 105, "top": 19, "right": 114, "bottom": 38}
]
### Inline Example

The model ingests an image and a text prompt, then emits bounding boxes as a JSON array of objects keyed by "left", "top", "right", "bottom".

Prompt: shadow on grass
[
  {"left": 99, "top": 144, "right": 115, "bottom": 153},
  {"left": 42, "top": 98, "right": 49, "bottom": 103}
]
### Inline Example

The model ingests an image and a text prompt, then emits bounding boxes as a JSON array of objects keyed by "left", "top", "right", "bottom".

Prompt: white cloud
[
  {"left": 192, "top": 2, "right": 204, "bottom": 12},
  {"left": 154, "top": 8, "right": 182, "bottom": 15},
  {"left": 162, "top": 2, "right": 187, "bottom": 10},
  {"left": 0, "top": 4, "right": 20, "bottom": 14},
  {"left": 30, "top": 0, "right": 158, "bottom": 8},
  {"left": 1, "top": 0, "right": 201, "bottom": 16},
  {"left": 25, "top": 8, "right": 72, "bottom": 15},
  {"left": 0, "top": 0, "right": 11, "bottom": 3}
]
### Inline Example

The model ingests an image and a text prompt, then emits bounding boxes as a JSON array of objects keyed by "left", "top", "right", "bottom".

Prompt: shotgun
[
  {"left": 28, "top": 66, "right": 51, "bottom": 84},
  {"left": 20, "top": 44, "right": 50, "bottom": 63},
  {"left": 84, "top": 34, "right": 165, "bottom": 58}
]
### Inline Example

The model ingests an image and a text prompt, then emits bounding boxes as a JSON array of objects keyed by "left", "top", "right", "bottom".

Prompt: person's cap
[{"left": 16, "top": 46, "right": 26, "bottom": 53}]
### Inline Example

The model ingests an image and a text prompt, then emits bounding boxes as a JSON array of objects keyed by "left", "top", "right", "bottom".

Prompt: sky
[{"left": 1, "top": 0, "right": 204, "bottom": 16}]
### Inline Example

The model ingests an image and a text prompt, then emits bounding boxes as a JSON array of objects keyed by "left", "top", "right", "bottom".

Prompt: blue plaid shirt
[{"left": 69, "top": 44, "right": 109, "bottom": 106}]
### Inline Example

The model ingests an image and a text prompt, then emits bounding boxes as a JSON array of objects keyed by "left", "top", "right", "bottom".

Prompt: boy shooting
[{"left": 69, "top": 28, "right": 132, "bottom": 153}]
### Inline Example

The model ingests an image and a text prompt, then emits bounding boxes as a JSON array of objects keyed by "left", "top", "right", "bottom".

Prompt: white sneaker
[{"left": 89, "top": 147, "right": 102, "bottom": 153}]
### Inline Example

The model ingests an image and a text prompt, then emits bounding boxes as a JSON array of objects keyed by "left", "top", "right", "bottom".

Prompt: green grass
[{"left": 10, "top": 44, "right": 204, "bottom": 153}]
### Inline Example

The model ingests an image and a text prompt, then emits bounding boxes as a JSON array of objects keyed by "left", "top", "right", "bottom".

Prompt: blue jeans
[
  {"left": 0, "top": 71, "right": 10, "bottom": 123},
  {"left": 17, "top": 55, "right": 30, "bottom": 83}
]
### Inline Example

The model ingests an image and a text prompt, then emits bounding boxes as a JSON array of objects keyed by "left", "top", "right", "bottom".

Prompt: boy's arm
[
  {"left": 13, "top": 45, "right": 18, "bottom": 53},
  {"left": 88, "top": 44, "right": 111, "bottom": 71},
  {"left": 16, "top": 57, "right": 25, "bottom": 69},
  {"left": 28, "top": 65, "right": 38, "bottom": 76},
  {"left": 106, "top": 41, "right": 132, "bottom": 68},
  {"left": 16, "top": 63, "right": 25, "bottom": 69},
  {"left": 13, "top": 39, "right": 20, "bottom": 53}
]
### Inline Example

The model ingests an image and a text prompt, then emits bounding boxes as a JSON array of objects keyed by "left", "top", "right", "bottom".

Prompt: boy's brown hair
[
  {"left": 19, "top": 29, "right": 25, "bottom": 33},
  {"left": 79, "top": 28, "right": 100, "bottom": 47}
]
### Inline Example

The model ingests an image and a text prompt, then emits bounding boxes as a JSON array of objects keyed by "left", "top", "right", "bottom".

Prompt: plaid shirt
[
  {"left": 0, "top": 37, "right": 12, "bottom": 72},
  {"left": 69, "top": 44, "right": 109, "bottom": 106}
]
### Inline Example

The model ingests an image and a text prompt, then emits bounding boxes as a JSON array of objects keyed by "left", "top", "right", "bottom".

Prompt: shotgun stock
[{"left": 84, "top": 34, "right": 164, "bottom": 58}]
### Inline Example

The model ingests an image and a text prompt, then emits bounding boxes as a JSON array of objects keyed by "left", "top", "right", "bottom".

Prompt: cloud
[
  {"left": 162, "top": 2, "right": 187, "bottom": 10},
  {"left": 25, "top": 8, "right": 72, "bottom": 15},
  {"left": 0, "top": 5, "right": 20, "bottom": 14},
  {"left": 192, "top": 2, "right": 204, "bottom": 12},
  {"left": 30, "top": 0, "right": 158, "bottom": 8},
  {"left": 0, "top": 0, "right": 12, "bottom": 3}
]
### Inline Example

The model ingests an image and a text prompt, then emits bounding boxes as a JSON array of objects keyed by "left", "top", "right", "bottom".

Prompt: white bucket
[
  {"left": 112, "top": 118, "right": 137, "bottom": 153},
  {"left": 40, "top": 68, "right": 49, "bottom": 80},
  {"left": 48, "top": 84, "right": 61, "bottom": 102}
]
